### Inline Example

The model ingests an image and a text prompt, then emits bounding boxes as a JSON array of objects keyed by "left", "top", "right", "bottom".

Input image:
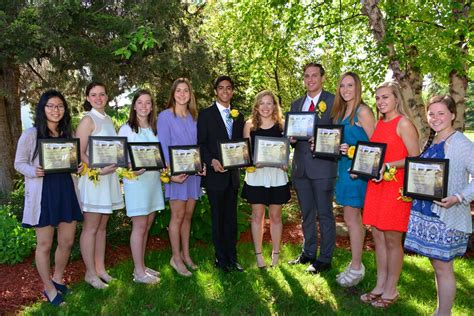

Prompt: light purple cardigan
[{"left": 14, "top": 127, "right": 81, "bottom": 226}]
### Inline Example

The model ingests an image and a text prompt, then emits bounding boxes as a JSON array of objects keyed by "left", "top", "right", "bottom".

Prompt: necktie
[
  {"left": 223, "top": 108, "right": 233, "bottom": 138},
  {"left": 308, "top": 100, "right": 315, "bottom": 112}
]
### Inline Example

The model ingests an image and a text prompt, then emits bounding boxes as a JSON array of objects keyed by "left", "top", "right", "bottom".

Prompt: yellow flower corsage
[
  {"left": 245, "top": 166, "right": 256, "bottom": 173},
  {"left": 80, "top": 163, "right": 100, "bottom": 185},
  {"left": 230, "top": 109, "right": 239, "bottom": 119},
  {"left": 160, "top": 168, "right": 171, "bottom": 184},
  {"left": 383, "top": 166, "right": 398, "bottom": 182},
  {"left": 347, "top": 146, "right": 356, "bottom": 159},
  {"left": 397, "top": 187, "right": 413, "bottom": 202},
  {"left": 317, "top": 101, "right": 327, "bottom": 118},
  {"left": 117, "top": 167, "right": 138, "bottom": 181}
]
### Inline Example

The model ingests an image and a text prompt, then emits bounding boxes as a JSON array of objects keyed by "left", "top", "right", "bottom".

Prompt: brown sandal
[
  {"left": 371, "top": 294, "right": 399, "bottom": 308},
  {"left": 360, "top": 292, "right": 382, "bottom": 304}
]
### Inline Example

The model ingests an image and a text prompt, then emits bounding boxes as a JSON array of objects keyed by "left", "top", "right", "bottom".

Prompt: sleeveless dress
[
  {"left": 362, "top": 116, "right": 411, "bottom": 232},
  {"left": 404, "top": 141, "right": 470, "bottom": 261},
  {"left": 241, "top": 124, "right": 291, "bottom": 205},
  {"left": 118, "top": 125, "right": 165, "bottom": 217},
  {"left": 335, "top": 107, "right": 369, "bottom": 208},
  {"left": 157, "top": 109, "right": 202, "bottom": 201},
  {"left": 78, "top": 109, "right": 124, "bottom": 213}
]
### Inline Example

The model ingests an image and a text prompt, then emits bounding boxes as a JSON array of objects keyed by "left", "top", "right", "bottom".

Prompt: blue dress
[
  {"left": 404, "top": 141, "right": 470, "bottom": 261},
  {"left": 335, "top": 110, "right": 369, "bottom": 208}
]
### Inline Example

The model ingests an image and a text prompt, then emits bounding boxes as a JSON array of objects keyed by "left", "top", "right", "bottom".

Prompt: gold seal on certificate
[
  {"left": 253, "top": 136, "right": 289, "bottom": 167},
  {"left": 127, "top": 142, "right": 166, "bottom": 170},
  {"left": 284, "top": 112, "right": 316, "bottom": 140},
  {"left": 217, "top": 139, "right": 252, "bottom": 169},
  {"left": 88, "top": 136, "right": 128, "bottom": 168},
  {"left": 168, "top": 145, "right": 202, "bottom": 175},
  {"left": 313, "top": 125, "right": 343, "bottom": 158},
  {"left": 350, "top": 141, "right": 387, "bottom": 178},
  {"left": 403, "top": 157, "right": 449, "bottom": 201},
  {"left": 39, "top": 139, "right": 80, "bottom": 174}
]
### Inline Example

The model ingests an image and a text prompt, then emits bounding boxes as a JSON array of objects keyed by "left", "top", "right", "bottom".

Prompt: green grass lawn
[{"left": 23, "top": 243, "right": 474, "bottom": 315}]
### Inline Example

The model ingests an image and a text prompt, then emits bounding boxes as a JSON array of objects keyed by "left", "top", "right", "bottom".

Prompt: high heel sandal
[
  {"left": 170, "top": 258, "right": 192, "bottom": 277},
  {"left": 255, "top": 252, "right": 267, "bottom": 269},
  {"left": 271, "top": 252, "right": 279, "bottom": 268}
]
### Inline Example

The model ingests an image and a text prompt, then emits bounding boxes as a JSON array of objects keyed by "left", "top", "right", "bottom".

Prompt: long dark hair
[
  {"left": 33, "top": 90, "right": 72, "bottom": 158},
  {"left": 83, "top": 82, "right": 107, "bottom": 111},
  {"left": 127, "top": 89, "right": 157, "bottom": 135}
]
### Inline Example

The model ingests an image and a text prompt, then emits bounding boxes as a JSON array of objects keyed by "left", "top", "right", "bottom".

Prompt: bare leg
[
  {"left": 52, "top": 221, "right": 77, "bottom": 284},
  {"left": 343, "top": 206, "right": 364, "bottom": 270},
  {"left": 35, "top": 226, "right": 57, "bottom": 298},
  {"left": 94, "top": 214, "right": 110, "bottom": 278},
  {"left": 142, "top": 212, "right": 156, "bottom": 267},
  {"left": 380, "top": 230, "right": 404, "bottom": 299},
  {"left": 431, "top": 259, "right": 455, "bottom": 316},
  {"left": 268, "top": 204, "right": 282, "bottom": 266},
  {"left": 80, "top": 212, "right": 102, "bottom": 281},
  {"left": 180, "top": 199, "right": 197, "bottom": 267},
  {"left": 131, "top": 215, "right": 148, "bottom": 277},
  {"left": 371, "top": 227, "right": 387, "bottom": 294},
  {"left": 169, "top": 200, "right": 190, "bottom": 274},
  {"left": 251, "top": 204, "right": 266, "bottom": 267}
]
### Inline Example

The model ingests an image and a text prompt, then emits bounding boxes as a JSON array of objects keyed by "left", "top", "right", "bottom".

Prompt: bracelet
[{"left": 454, "top": 193, "right": 463, "bottom": 204}]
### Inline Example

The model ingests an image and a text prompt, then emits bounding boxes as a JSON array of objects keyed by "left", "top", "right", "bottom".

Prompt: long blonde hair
[
  {"left": 331, "top": 72, "right": 364, "bottom": 125},
  {"left": 375, "top": 81, "right": 411, "bottom": 119},
  {"left": 250, "top": 90, "right": 283, "bottom": 131},
  {"left": 166, "top": 78, "right": 198, "bottom": 120}
]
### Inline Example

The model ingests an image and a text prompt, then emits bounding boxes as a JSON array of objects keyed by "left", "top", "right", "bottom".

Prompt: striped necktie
[{"left": 223, "top": 108, "right": 233, "bottom": 139}]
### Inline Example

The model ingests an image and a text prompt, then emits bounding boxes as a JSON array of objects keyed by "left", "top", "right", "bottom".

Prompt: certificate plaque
[
  {"left": 403, "top": 157, "right": 449, "bottom": 201},
  {"left": 253, "top": 136, "right": 290, "bottom": 167},
  {"left": 218, "top": 139, "right": 252, "bottom": 169},
  {"left": 168, "top": 145, "right": 202, "bottom": 175},
  {"left": 89, "top": 136, "right": 128, "bottom": 168},
  {"left": 39, "top": 139, "right": 80, "bottom": 174},
  {"left": 313, "top": 125, "right": 344, "bottom": 158},
  {"left": 128, "top": 142, "right": 166, "bottom": 171},
  {"left": 284, "top": 112, "right": 316, "bottom": 140},
  {"left": 350, "top": 141, "right": 386, "bottom": 179}
]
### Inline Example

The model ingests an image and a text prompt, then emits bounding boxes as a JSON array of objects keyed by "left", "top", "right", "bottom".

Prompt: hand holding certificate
[
  {"left": 403, "top": 157, "right": 449, "bottom": 201},
  {"left": 89, "top": 136, "right": 128, "bottom": 168},
  {"left": 349, "top": 141, "right": 386, "bottom": 179},
  {"left": 218, "top": 139, "right": 252, "bottom": 169},
  {"left": 253, "top": 136, "right": 289, "bottom": 167},
  {"left": 39, "top": 139, "right": 80, "bottom": 174}
]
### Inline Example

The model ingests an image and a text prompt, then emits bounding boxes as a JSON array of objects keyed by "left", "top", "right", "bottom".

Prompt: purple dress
[{"left": 157, "top": 109, "right": 202, "bottom": 201}]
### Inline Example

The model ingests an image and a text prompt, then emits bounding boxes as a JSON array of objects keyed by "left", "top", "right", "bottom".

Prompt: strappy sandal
[
  {"left": 145, "top": 267, "right": 161, "bottom": 277},
  {"left": 371, "top": 294, "right": 399, "bottom": 308},
  {"left": 360, "top": 292, "right": 382, "bottom": 304},
  {"left": 255, "top": 252, "right": 267, "bottom": 269},
  {"left": 271, "top": 252, "right": 279, "bottom": 268},
  {"left": 133, "top": 273, "right": 160, "bottom": 284},
  {"left": 336, "top": 263, "right": 365, "bottom": 287}
]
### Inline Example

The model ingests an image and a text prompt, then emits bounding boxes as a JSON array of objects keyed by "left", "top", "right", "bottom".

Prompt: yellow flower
[
  {"left": 230, "top": 109, "right": 239, "bottom": 119},
  {"left": 80, "top": 162, "right": 89, "bottom": 176},
  {"left": 117, "top": 168, "right": 138, "bottom": 181},
  {"left": 397, "top": 187, "right": 413, "bottom": 202},
  {"left": 87, "top": 167, "right": 100, "bottom": 185},
  {"left": 160, "top": 168, "right": 171, "bottom": 183},
  {"left": 318, "top": 101, "right": 327, "bottom": 113},
  {"left": 246, "top": 166, "right": 256, "bottom": 173},
  {"left": 383, "top": 166, "right": 398, "bottom": 182},
  {"left": 347, "top": 146, "right": 356, "bottom": 159}
]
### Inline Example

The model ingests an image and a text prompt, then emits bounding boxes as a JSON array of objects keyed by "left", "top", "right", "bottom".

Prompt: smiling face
[
  {"left": 174, "top": 82, "right": 191, "bottom": 107},
  {"left": 427, "top": 102, "right": 455, "bottom": 134},
  {"left": 86, "top": 85, "right": 108, "bottom": 112},
  {"left": 375, "top": 87, "right": 397, "bottom": 116},
  {"left": 257, "top": 95, "right": 275, "bottom": 119},
  {"left": 134, "top": 93, "right": 153, "bottom": 120},
  {"left": 339, "top": 75, "right": 356, "bottom": 105},
  {"left": 44, "top": 96, "right": 65, "bottom": 124},
  {"left": 304, "top": 66, "right": 324, "bottom": 96},
  {"left": 215, "top": 79, "right": 234, "bottom": 107}
]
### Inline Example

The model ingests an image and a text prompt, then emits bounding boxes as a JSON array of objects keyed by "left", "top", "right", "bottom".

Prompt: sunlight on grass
[{"left": 22, "top": 243, "right": 474, "bottom": 315}]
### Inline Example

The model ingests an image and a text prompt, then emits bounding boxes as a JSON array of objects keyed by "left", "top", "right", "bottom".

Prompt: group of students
[{"left": 14, "top": 64, "right": 472, "bottom": 315}]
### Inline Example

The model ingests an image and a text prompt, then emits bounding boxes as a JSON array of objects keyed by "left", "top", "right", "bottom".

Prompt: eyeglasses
[{"left": 45, "top": 104, "right": 65, "bottom": 111}]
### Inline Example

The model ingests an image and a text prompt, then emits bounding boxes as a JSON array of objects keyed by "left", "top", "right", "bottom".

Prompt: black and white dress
[{"left": 241, "top": 124, "right": 291, "bottom": 205}]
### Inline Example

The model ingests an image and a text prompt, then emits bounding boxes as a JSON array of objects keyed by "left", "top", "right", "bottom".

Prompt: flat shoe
[
  {"left": 360, "top": 292, "right": 382, "bottom": 304},
  {"left": 52, "top": 280, "right": 69, "bottom": 295},
  {"left": 145, "top": 267, "right": 160, "bottom": 277},
  {"left": 371, "top": 294, "right": 399, "bottom": 308},
  {"left": 98, "top": 273, "right": 114, "bottom": 284},
  {"left": 43, "top": 291, "right": 64, "bottom": 306},
  {"left": 85, "top": 276, "right": 108, "bottom": 289},
  {"left": 133, "top": 273, "right": 160, "bottom": 284},
  {"left": 170, "top": 258, "right": 192, "bottom": 277}
]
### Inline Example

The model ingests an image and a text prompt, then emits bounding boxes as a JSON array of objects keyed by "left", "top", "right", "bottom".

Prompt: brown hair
[
  {"left": 83, "top": 82, "right": 107, "bottom": 111},
  {"left": 250, "top": 90, "right": 283, "bottom": 131},
  {"left": 331, "top": 72, "right": 364, "bottom": 125},
  {"left": 303, "top": 62, "right": 325, "bottom": 76},
  {"left": 421, "top": 95, "right": 456, "bottom": 153},
  {"left": 166, "top": 78, "right": 198, "bottom": 120},
  {"left": 127, "top": 89, "right": 157, "bottom": 135}
]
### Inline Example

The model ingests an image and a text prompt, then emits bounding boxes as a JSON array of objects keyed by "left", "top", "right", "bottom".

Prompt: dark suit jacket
[
  {"left": 290, "top": 90, "right": 337, "bottom": 179},
  {"left": 197, "top": 102, "right": 245, "bottom": 191}
]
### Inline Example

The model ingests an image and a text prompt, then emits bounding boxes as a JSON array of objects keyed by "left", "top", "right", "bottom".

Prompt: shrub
[{"left": 0, "top": 205, "right": 36, "bottom": 264}]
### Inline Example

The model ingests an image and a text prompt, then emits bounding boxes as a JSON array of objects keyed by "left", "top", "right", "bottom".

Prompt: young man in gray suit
[{"left": 288, "top": 62, "right": 337, "bottom": 274}]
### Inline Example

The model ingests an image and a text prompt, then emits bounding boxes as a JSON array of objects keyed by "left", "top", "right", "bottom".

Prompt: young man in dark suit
[
  {"left": 197, "top": 76, "right": 245, "bottom": 272},
  {"left": 288, "top": 63, "right": 337, "bottom": 274}
]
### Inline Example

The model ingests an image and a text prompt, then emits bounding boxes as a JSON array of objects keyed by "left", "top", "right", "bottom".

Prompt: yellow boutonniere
[
  {"left": 117, "top": 167, "right": 138, "bottom": 181},
  {"left": 230, "top": 109, "right": 239, "bottom": 119},
  {"left": 317, "top": 101, "right": 327, "bottom": 118},
  {"left": 160, "top": 168, "right": 171, "bottom": 184},
  {"left": 397, "top": 187, "right": 413, "bottom": 202},
  {"left": 383, "top": 166, "right": 398, "bottom": 182},
  {"left": 246, "top": 166, "right": 256, "bottom": 173},
  {"left": 347, "top": 146, "right": 356, "bottom": 159}
]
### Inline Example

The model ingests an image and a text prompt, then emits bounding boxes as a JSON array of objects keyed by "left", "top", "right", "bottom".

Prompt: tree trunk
[{"left": 0, "top": 61, "right": 22, "bottom": 195}]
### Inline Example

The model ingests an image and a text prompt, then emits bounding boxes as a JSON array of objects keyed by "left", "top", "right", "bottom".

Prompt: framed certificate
[
  {"left": 127, "top": 142, "right": 165, "bottom": 171},
  {"left": 283, "top": 112, "right": 316, "bottom": 140},
  {"left": 313, "top": 125, "right": 344, "bottom": 158},
  {"left": 217, "top": 139, "right": 252, "bottom": 169},
  {"left": 403, "top": 157, "right": 449, "bottom": 201},
  {"left": 350, "top": 141, "right": 386, "bottom": 179},
  {"left": 168, "top": 145, "right": 202, "bottom": 175},
  {"left": 39, "top": 139, "right": 80, "bottom": 174},
  {"left": 253, "top": 136, "right": 290, "bottom": 167},
  {"left": 88, "top": 136, "right": 128, "bottom": 168}
]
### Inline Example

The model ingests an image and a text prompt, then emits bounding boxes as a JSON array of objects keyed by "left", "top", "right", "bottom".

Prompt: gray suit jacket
[{"left": 290, "top": 90, "right": 337, "bottom": 180}]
